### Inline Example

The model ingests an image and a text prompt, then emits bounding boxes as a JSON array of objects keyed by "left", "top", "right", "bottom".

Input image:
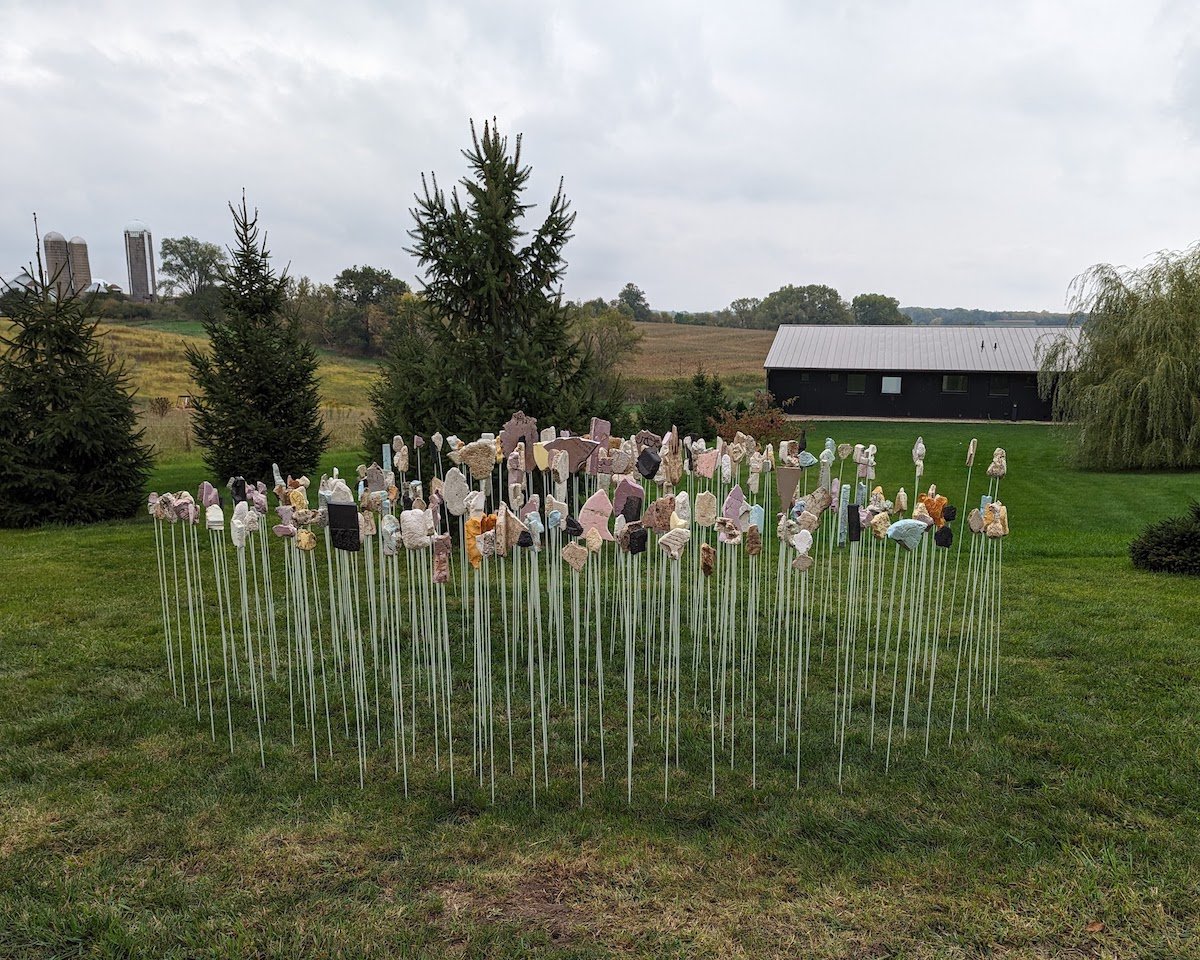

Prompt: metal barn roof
[{"left": 763, "top": 324, "right": 1080, "bottom": 373}]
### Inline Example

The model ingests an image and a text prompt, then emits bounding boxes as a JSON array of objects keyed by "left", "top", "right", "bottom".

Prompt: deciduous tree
[
  {"left": 1039, "top": 245, "right": 1200, "bottom": 470},
  {"left": 616, "top": 282, "right": 653, "bottom": 322},
  {"left": 159, "top": 236, "right": 227, "bottom": 316},
  {"left": 851, "top": 292, "right": 910, "bottom": 325},
  {"left": 755, "top": 284, "right": 850, "bottom": 328}
]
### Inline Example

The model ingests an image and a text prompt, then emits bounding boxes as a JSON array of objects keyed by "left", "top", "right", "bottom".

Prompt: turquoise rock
[{"left": 887, "top": 518, "right": 926, "bottom": 551}]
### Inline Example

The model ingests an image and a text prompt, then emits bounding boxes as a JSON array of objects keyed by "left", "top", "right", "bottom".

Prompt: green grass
[{"left": 2, "top": 422, "right": 1199, "bottom": 958}]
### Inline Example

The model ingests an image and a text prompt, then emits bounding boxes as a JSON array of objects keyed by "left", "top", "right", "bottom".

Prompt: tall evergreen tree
[
  {"left": 187, "top": 197, "right": 328, "bottom": 483},
  {"left": 0, "top": 244, "right": 152, "bottom": 527},
  {"left": 363, "top": 119, "right": 615, "bottom": 451}
]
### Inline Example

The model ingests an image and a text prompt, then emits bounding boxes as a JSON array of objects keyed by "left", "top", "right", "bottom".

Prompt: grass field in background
[
  {"left": 2, "top": 421, "right": 1198, "bottom": 958},
  {"left": 87, "top": 319, "right": 776, "bottom": 410},
  {"left": 625, "top": 323, "right": 776, "bottom": 401},
  {"left": 2, "top": 316, "right": 778, "bottom": 454}
]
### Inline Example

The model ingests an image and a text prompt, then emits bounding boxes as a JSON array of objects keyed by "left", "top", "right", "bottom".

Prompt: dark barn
[{"left": 764, "top": 325, "right": 1078, "bottom": 421}]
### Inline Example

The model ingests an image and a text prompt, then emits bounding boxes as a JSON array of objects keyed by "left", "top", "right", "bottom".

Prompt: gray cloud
[{"left": 3, "top": 0, "right": 1199, "bottom": 311}]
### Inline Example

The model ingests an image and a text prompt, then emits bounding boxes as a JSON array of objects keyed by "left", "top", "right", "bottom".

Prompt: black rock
[
  {"left": 847, "top": 503, "right": 861, "bottom": 542},
  {"left": 327, "top": 503, "right": 361, "bottom": 552},
  {"left": 620, "top": 495, "right": 643, "bottom": 524},
  {"left": 636, "top": 448, "right": 661, "bottom": 479}
]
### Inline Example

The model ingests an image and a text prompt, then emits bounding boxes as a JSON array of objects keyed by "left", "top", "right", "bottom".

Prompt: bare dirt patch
[{"left": 436, "top": 860, "right": 593, "bottom": 946}]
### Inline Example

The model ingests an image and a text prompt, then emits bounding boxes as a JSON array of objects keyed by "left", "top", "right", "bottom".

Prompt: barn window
[
  {"left": 942, "top": 374, "right": 968, "bottom": 394},
  {"left": 846, "top": 373, "right": 866, "bottom": 394},
  {"left": 989, "top": 375, "right": 1009, "bottom": 396},
  {"left": 881, "top": 376, "right": 902, "bottom": 395}
]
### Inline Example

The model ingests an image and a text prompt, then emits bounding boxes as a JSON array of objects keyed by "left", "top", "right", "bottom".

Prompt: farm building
[{"left": 764, "top": 324, "right": 1080, "bottom": 421}]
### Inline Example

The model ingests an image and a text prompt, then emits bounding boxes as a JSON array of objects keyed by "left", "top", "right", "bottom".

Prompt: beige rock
[
  {"left": 562, "top": 540, "right": 588, "bottom": 572},
  {"left": 443, "top": 469, "right": 469, "bottom": 516},
  {"left": 460, "top": 438, "right": 497, "bottom": 482},
  {"left": 658, "top": 526, "right": 691, "bottom": 560},
  {"left": 674, "top": 491, "right": 691, "bottom": 525}
]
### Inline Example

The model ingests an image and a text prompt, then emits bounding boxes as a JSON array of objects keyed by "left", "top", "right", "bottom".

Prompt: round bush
[{"left": 1129, "top": 501, "right": 1200, "bottom": 576}]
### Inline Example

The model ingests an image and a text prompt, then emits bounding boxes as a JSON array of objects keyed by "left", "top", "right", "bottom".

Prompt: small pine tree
[
  {"left": 0, "top": 247, "right": 152, "bottom": 527},
  {"left": 187, "top": 197, "right": 329, "bottom": 483},
  {"left": 363, "top": 119, "right": 618, "bottom": 453}
]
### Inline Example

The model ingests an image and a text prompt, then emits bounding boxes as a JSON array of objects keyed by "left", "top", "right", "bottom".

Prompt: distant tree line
[
  {"left": 609, "top": 283, "right": 1077, "bottom": 329},
  {"left": 902, "top": 306, "right": 1075, "bottom": 326},
  {"left": 142, "top": 253, "right": 1076, "bottom": 355},
  {"left": 609, "top": 282, "right": 911, "bottom": 328}
]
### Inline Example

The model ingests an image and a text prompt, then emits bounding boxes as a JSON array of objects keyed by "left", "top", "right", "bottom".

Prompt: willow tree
[{"left": 1040, "top": 245, "right": 1200, "bottom": 470}]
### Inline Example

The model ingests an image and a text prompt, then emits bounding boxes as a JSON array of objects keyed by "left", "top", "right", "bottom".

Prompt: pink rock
[
  {"left": 544, "top": 436, "right": 600, "bottom": 474},
  {"left": 587, "top": 417, "right": 611, "bottom": 475},
  {"left": 720, "top": 485, "right": 746, "bottom": 542},
  {"left": 578, "top": 488, "right": 615, "bottom": 541},
  {"left": 612, "top": 476, "right": 643, "bottom": 516},
  {"left": 695, "top": 449, "right": 719, "bottom": 479}
]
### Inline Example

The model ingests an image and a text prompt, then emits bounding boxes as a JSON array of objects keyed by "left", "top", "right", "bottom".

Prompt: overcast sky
[{"left": 2, "top": 0, "right": 1198, "bottom": 311}]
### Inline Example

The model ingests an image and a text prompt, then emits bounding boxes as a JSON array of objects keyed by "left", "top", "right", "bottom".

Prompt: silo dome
[
  {"left": 44, "top": 230, "right": 66, "bottom": 241},
  {"left": 69, "top": 235, "right": 86, "bottom": 244},
  {"left": 125, "top": 219, "right": 149, "bottom": 234}
]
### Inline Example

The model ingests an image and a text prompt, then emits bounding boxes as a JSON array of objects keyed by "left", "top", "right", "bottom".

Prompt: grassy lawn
[{"left": 1, "top": 422, "right": 1198, "bottom": 958}]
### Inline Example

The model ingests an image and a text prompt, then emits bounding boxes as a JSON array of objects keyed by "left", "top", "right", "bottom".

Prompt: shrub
[
  {"left": 1129, "top": 501, "right": 1200, "bottom": 576},
  {"left": 636, "top": 371, "right": 730, "bottom": 437},
  {"left": 147, "top": 396, "right": 173, "bottom": 418},
  {"left": 710, "top": 390, "right": 800, "bottom": 448},
  {"left": 91, "top": 294, "right": 183, "bottom": 324}
]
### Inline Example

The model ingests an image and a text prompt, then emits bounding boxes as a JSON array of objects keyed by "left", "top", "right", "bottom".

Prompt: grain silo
[
  {"left": 124, "top": 220, "right": 156, "bottom": 302},
  {"left": 67, "top": 237, "right": 92, "bottom": 294},
  {"left": 43, "top": 231, "right": 70, "bottom": 296}
]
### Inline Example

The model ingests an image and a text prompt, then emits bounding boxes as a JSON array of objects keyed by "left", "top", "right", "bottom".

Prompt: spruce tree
[
  {"left": 187, "top": 197, "right": 329, "bottom": 483},
  {"left": 0, "top": 251, "right": 152, "bottom": 527},
  {"left": 363, "top": 119, "right": 615, "bottom": 451}
]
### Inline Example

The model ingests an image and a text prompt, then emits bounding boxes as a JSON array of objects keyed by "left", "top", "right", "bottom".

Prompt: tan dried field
[
  {"left": 2, "top": 317, "right": 774, "bottom": 450},
  {"left": 627, "top": 322, "right": 774, "bottom": 381}
]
